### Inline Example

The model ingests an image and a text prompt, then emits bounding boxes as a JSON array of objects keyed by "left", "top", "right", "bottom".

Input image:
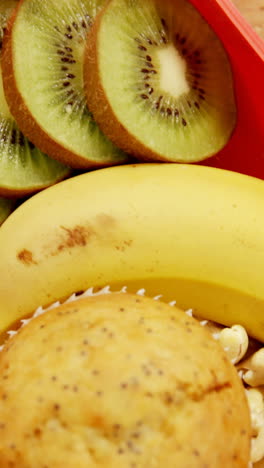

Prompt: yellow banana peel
[{"left": 0, "top": 163, "right": 264, "bottom": 340}]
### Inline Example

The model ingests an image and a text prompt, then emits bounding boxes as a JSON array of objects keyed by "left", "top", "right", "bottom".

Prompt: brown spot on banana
[
  {"left": 44, "top": 214, "right": 118, "bottom": 258},
  {"left": 115, "top": 240, "right": 133, "bottom": 252},
  {"left": 95, "top": 213, "right": 117, "bottom": 229},
  {"left": 57, "top": 225, "right": 93, "bottom": 251},
  {"left": 16, "top": 215, "right": 123, "bottom": 265},
  {"left": 17, "top": 249, "right": 38, "bottom": 266}
]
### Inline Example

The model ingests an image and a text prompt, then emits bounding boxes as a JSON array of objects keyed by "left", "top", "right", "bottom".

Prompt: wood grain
[{"left": 232, "top": 0, "right": 264, "bottom": 39}]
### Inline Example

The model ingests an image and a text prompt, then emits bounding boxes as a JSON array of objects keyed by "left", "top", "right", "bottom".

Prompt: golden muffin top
[{"left": 0, "top": 292, "right": 250, "bottom": 467}]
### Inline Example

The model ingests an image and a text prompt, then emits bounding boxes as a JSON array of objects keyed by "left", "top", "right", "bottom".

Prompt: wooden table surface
[{"left": 232, "top": 0, "right": 264, "bottom": 39}]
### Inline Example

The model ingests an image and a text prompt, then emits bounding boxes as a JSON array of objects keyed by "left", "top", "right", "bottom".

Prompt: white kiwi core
[{"left": 157, "top": 44, "right": 190, "bottom": 98}]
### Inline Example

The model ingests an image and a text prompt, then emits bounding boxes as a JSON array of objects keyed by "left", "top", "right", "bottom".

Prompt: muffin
[{"left": 0, "top": 293, "right": 250, "bottom": 467}]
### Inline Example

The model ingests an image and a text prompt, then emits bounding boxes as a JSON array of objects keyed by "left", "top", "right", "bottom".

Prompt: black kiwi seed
[
  {"left": 18, "top": 134, "right": 24, "bottom": 147},
  {"left": 10, "top": 129, "right": 18, "bottom": 145},
  {"left": 135, "top": 22, "right": 209, "bottom": 124},
  {"left": 134, "top": 22, "right": 204, "bottom": 127},
  {"left": 52, "top": 13, "right": 97, "bottom": 122},
  {"left": 154, "top": 96, "right": 163, "bottom": 110}
]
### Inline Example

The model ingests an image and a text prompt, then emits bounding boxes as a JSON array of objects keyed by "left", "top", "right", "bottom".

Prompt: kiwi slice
[
  {"left": 0, "top": 0, "right": 70, "bottom": 197},
  {"left": 84, "top": 0, "right": 237, "bottom": 163},
  {"left": 1, "top": 0, "right": 128, "bottom": 169}
]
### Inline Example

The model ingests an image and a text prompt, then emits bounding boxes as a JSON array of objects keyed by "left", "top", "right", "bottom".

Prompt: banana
[{"left": 0, "top": 163, "right": 264, "bottom": 341}]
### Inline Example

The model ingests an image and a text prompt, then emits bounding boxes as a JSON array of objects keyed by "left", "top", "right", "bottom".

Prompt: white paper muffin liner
[{"left": 0, "top": 285, "right": 261, "bottom": 466}]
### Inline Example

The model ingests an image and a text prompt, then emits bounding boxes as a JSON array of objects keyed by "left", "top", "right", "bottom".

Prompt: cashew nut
[
  {"left": 240, "top": 349, "right": 264, "bottom": 387},
  {"left": 245, "top": 388, "right": 264, "bottom": 464},
  {"left": 218, "top": 324, "right": 249, "bottom": 364}
]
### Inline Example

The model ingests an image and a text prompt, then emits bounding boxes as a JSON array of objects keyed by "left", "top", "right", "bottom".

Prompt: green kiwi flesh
[
  {"left": 0, "top": 1, "right": 70, "bottom": 197},
  {"left": 84, "top": 0, "right": 237, "bottom": 162},
  {"left": 3, "top": 0, "right": 128, "bottom": 169}
]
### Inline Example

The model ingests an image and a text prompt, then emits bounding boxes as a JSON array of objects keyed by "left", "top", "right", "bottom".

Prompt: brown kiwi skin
[
  {"left": 83, "top": 4, "right": 170, "bottom": 164},
  {"left": 1, "top": 0, "right": 128, "bottom": 170}
]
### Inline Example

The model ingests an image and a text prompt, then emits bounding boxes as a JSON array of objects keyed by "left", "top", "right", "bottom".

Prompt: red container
[{"left": 189, "top": 0, "right": 264, "bottom": 179}]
